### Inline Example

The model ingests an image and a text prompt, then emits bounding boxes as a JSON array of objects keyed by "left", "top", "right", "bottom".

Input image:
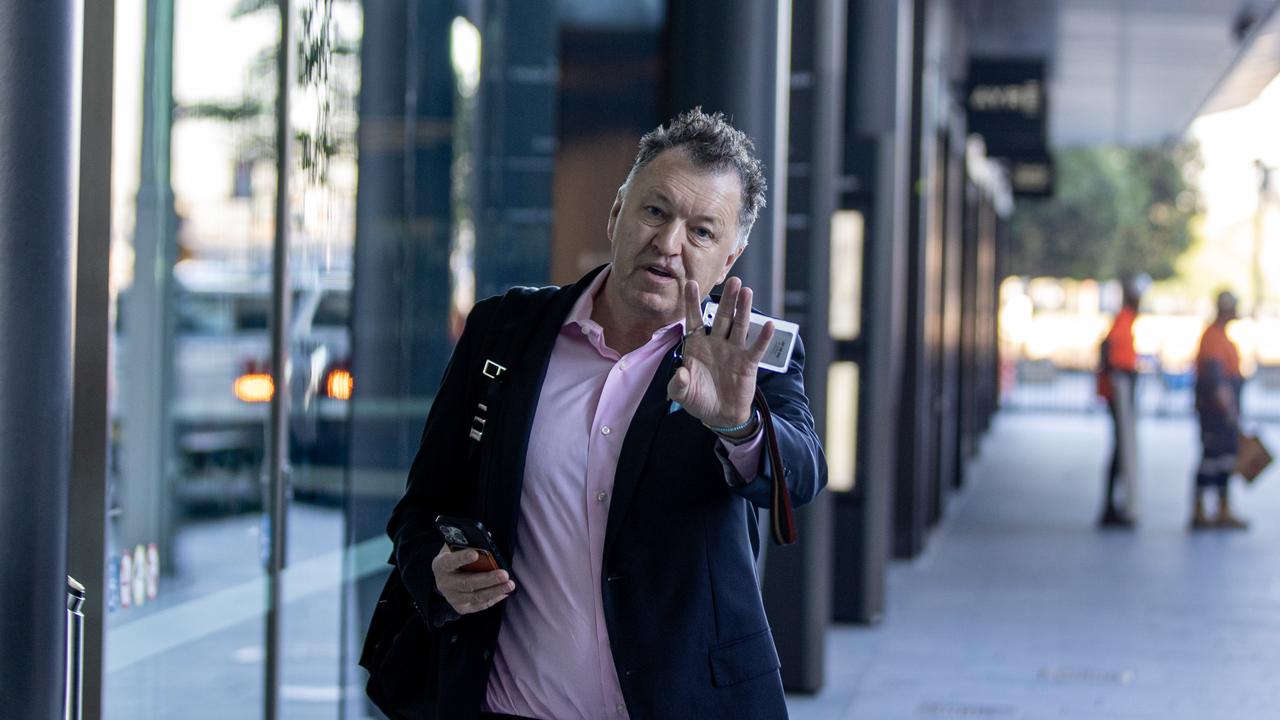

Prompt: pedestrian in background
[
  {"left": 1097, "top": 280, "right": 1142, "bottom": 528},
  {"left": 1191, "top": 290, "right": 1248, "bottom": 530}
]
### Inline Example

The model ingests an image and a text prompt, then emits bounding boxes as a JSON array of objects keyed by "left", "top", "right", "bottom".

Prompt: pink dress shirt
[{"left": 482, "top": 268, "right": 764, "bottom": 719}]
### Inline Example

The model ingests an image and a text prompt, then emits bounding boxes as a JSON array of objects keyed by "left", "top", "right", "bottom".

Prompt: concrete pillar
[
  {"left": 0, "top": 1, "right": 79, "bottom": 717},
  {"left": 765, "top": 0, "right": 846, "bottom": 693},
  {"left": 896, "top": 0, "right": 945, "bottom": 559},
  {"left": 832, "top": 0, "right": 916, "bottom": 624},
  {"left": 120, "top": 0, "right": 176, "bottom": 569},
  {"left": 666, "top": 0, "right": 791, "bottom": 316}
]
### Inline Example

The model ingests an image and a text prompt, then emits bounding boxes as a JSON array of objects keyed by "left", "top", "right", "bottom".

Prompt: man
[
  {"left": 376, "top": 109, "right": 826, "bottom": 719},
  {"left": 1096, "top": 281, "right": 1141, "bottom": 528},
  {"left": 1191, "top": 290, "right": 1246, "bottom": 530}
]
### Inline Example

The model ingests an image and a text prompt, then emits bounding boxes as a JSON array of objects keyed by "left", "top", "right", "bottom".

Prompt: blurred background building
[{"left": 4, "top": 0, "right": 1280, "bottom": 718}]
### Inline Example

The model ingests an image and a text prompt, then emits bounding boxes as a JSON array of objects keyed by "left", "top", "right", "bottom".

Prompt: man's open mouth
[{"left": 646, "top": 265, "right": 676, "bottom": 280}]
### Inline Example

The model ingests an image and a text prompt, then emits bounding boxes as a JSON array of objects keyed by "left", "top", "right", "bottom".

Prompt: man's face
[{"left": 605, "top": 148, "right": 746, "bottom": 326}]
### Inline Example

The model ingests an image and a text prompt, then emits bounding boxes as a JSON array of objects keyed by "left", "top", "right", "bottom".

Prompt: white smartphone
[{"left": 701, "top": 301, "right": 799, "bottom": 373}]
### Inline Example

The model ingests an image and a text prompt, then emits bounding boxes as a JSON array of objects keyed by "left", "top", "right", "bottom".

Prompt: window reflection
[
  {"left": 102, "top": 0, "right": 667, "bottom": 716},
  {"left": 281, "top": 2, "right": 361, "bottom": 717},
  {"left": 449, "top": 16, "right": 481, "bottom": 338},
  {"left": 106, "top": 0, "right": 277, "bottom": 716}
]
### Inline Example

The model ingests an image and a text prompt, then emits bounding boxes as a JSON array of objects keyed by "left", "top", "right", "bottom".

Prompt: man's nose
[{"left": 651, "top": 222, "right": 682, "bottom": 255}]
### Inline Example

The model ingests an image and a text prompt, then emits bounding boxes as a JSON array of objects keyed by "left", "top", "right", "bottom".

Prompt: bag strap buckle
[
  {"left": 469, "top": 403, "right": 488, "bottom": 442},
  {"left": 482, "top": 360, "right": 506, "bottom": 380}
]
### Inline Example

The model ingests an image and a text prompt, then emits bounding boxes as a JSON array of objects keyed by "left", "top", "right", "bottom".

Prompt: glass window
[
  {"left": 105, "top": 0, "right": 278, "bottom": 716},
  {"left": 279, "top": 1, "right": 361, "bottom": 715},
  {"left": 101, "top": 1, "right": 665, "bottom": 716}
]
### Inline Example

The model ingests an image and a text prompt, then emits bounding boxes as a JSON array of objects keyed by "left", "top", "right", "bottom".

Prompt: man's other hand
[
  {"left": 431, "top": 545, "right": 515, "bottom": 614},
  {"left": 669, "top": 276, "right": 774, "bottom": 432}
]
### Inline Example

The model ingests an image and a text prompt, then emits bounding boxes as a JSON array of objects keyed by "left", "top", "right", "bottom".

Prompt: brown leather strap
[{"left": 754, "top": 387, "right": 798, "bottom": 545}]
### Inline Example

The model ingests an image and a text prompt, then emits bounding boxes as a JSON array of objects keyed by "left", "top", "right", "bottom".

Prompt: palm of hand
[
  {"left": 673, "top": 333, "right": 760, "bottom": 426},
  {"left": 667, "top": 277, "right": 775, "bottom": 428}
]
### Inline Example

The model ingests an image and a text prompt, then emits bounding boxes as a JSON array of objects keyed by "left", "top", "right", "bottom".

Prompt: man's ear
[{"left": 606, "top": 187, "right": 625, "bottom": 243}]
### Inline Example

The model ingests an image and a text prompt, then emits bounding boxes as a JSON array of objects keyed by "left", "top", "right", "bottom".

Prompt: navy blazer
[{"left": 385, "top": 267, "right": 827, "bottom": 719}]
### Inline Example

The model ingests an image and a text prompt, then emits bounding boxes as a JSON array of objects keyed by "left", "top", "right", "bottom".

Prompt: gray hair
[{"left": 624, "top": 108, "right": 767, "bottom": 248}]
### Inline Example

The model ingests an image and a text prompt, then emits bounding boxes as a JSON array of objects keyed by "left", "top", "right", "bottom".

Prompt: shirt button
[
  {"left": 597, "top": 491, "right": 608, "bottom": 503},
  {"left": 617, "top": 704, "right": 626, "bottom": 713},
  {"left": 619, "top": 360, "right": 628, "bottom": 370},
  {"left": 601, "top": 426, "right": 611, "bottom": 436}
]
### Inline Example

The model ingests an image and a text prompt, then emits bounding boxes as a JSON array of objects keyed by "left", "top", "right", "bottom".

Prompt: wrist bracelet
[{"left": 704, "top": 407, "right": 758, "bottom": 435}]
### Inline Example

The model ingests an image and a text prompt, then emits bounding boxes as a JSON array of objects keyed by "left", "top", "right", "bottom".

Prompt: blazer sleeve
[
  {"left": 728, "top": 333, "right": 828, "bottom": 510},
  {"left": 385, "top": 296, "right": 499, "bottom": 621}
]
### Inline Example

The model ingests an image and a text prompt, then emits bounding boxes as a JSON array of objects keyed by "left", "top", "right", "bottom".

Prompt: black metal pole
[
  {"left": 0, "top": 1, "right": 78, "bottom": 718},
  {"left": 263, "top": 1, "right": 293, "bottom": 718}
]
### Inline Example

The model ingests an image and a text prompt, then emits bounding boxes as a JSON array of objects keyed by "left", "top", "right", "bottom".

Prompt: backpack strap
[{"left": 466, "top": 286, "right": 556, "bottom": 464}]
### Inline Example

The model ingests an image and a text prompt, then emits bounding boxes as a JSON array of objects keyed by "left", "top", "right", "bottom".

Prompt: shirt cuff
[{"left": 715, "top": 429, "right": 765, "bottom": 487}]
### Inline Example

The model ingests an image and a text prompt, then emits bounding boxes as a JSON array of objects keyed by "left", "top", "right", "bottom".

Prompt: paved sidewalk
[{"left": 789, "top": 412, "right": 1280, "bottom": 720}]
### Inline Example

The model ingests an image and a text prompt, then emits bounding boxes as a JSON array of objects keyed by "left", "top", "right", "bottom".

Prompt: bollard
[{"left": 65, "top": 576, "right": 85, "bottom": 720}]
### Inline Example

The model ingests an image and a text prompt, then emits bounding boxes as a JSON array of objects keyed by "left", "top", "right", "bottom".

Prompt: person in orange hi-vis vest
[
  {"left": 1097, "top": 281, "right": 1141, "bottom": 528},
  {"left": 1191, "top": 290, "right": 1248, "bottom": 530}
]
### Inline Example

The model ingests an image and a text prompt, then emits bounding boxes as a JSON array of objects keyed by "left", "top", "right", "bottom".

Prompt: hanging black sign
[
  {"left": 967, "top": 58, "right": 1048, "bottom": 160},
  {"left": 1008, "top": 156, "right": 1054, "bottom": 198}
]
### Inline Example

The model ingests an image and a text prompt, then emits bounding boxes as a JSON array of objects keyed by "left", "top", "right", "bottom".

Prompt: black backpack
[{"left": 359, "top": 285, "right": 556, "bottom": 719}]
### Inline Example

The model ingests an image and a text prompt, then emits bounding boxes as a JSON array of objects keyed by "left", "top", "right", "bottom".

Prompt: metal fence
[{"left": 1002, "top": 361, "right": 1280, "bottom": 421}]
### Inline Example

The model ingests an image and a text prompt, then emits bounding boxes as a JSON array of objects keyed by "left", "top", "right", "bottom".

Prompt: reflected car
[{"left": 167, "top": 261, "right": 352, "bottom": 513}]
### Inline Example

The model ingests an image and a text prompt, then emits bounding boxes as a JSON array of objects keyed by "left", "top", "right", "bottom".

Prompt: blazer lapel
[
  {"left": 484, "top": 267, "right": 605, "bottom": 557},
  {"left": 603, "top": 346, "right": 680, "bottom": 562}
]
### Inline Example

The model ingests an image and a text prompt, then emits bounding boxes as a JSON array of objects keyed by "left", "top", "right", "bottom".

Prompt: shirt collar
[{"left": 563, "top": 264, "right": 686, "bottom": 346}]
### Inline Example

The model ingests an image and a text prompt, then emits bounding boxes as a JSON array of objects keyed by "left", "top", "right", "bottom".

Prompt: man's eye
[
  {"left": 693, "top": 228, "right": 713, "bottom": 241},
  {"left": 644, "top": 206, "right": 663, "bottom": 218}
]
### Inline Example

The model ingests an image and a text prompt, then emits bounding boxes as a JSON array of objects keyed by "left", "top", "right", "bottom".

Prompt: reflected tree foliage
[
  {"left": 186, "top": 0, "right": 357, "bottom": 186},
  {"left": 1009, "top": 143, "right": 1202, "bottom": 281}
]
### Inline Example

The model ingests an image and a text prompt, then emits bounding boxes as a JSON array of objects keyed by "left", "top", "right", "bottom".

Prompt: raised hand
[{"left": 668, "top": 277, "right": 775, "bottom": 434}]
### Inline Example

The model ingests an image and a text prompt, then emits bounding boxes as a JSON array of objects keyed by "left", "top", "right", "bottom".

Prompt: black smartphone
[{"left": 434, "top": 515, "right": 514, "bottom": 578}]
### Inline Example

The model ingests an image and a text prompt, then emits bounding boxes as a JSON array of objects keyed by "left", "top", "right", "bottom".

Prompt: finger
[
  {"left": 712, "top": 277, "right": 741, "bottom": 337},
  {"left": 433, "top": 546, "right": 479, "bottom": 573},
  {"left": 449, "top": 568, "right": 510, "bottom": 593},
  {"left": 466, "top": 584, "right": 515, "bottom": 613},
  {"left": 748, "top": 321, "right": 776, "bottom": 364},
  {"left": 667, "top": 366, "right": 690, "bottom": 404},
  {"left": 463, "top": 578, "right": 515, "bottom": 607},
  {"left": 683, "top": 279, "right": 704, "bottom": 334},
  {"left": 451, "top": 580, "right": 515, "bottom": 615},
  {"left": 729, "top": 286, "right": 753, "bottom": 346}
]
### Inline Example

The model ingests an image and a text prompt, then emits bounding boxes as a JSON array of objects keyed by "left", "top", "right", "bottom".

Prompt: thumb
[{"left": 667, "top": 366, "right": 690, "bottom": 402}]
